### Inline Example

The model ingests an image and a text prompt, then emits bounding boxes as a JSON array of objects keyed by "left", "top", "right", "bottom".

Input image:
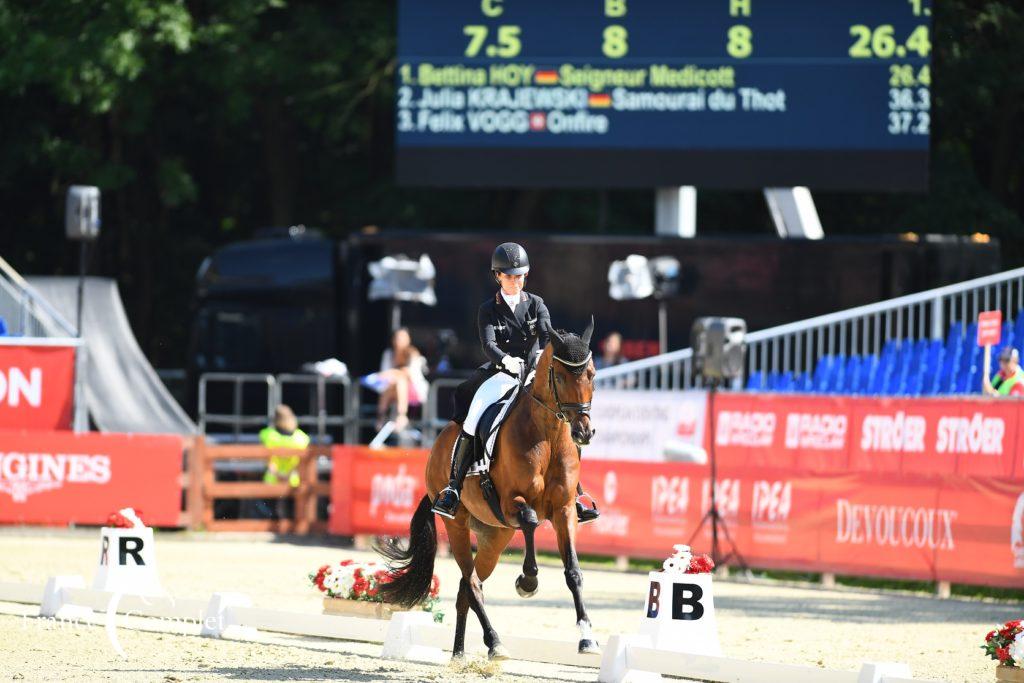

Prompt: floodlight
[
  {"left": 368, "top": 254, "right": 437, "bottom": 306},
  {"left": 607, "top": 254, "right": 683, "bottom": 354},
  {"left": 608, "top": 254, "right": 655, "bottom": 301}
]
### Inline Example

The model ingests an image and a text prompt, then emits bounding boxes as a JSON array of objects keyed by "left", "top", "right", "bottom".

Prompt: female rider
[{"left": 430, "top": 242, "right": 599, "bottom": 524}]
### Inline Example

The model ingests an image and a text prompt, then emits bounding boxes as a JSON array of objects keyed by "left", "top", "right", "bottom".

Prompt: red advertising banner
[
  {"left": 335, "top": 446, "right": 429, "bottom": 536},
  {"left": 328, "top": 390, "right": 1024, "bottom": 587},
  {"left": 0, "top": 430, "right": 183, "bottom": 526},
  {"left": 0, "top": 344, "right": 75, "bottom": 431}
]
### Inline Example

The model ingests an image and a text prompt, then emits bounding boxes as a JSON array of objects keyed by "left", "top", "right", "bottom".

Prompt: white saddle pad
[{"left": 466, "top": 384, "right": 520, "bottom": 477}]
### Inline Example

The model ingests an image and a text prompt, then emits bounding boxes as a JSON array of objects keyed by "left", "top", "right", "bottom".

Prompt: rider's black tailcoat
[{"left": 451, "top": 290, "right": 551, "bottom": 423}]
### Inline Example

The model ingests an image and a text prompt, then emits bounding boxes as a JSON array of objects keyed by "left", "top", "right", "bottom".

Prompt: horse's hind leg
[
  {"left": 468, "top": 524, "right": 515, "bottom": 660},
  {"left": 514, "top": 499, "right": 539, "bottom": 598},
  {"left": 440, "top": 515, "right": 475, "bottom": 660},
  {"left": 443, "top": 515, "right": 509, "bottom": 661}
]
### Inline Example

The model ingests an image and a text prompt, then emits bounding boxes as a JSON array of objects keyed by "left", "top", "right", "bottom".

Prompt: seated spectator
[
  {"left": 260, "top": 404, "right": 310, "bottom": 488},
  {"left": 366, "top": 327, "right": 429, "bottom": 431},
  {"left": 595, "top": 331, "right": 626, "bottom": 370},
  {"left": 984, "top": 346, "right": 1024, "bottom": 397}
]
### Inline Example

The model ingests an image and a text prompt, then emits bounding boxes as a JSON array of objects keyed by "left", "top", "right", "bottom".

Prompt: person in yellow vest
[
  {"left": 260, "top": 405, "right": 310, "bottom": 488},
  {"left": 984, "top": 347, "right": 1024, "bottom": 397}
]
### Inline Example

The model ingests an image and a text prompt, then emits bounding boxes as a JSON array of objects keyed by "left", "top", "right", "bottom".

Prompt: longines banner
[
  {"left": 0, "top": 430, "right": 183, "bottom": 525},
  {"left": 0, "top": 344, "right": 75, "bottom": 430}
]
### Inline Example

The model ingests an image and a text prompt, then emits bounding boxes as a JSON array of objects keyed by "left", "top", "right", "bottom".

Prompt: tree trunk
[{"left": 257, "top": 95, "right": 297, "bottom": 226}]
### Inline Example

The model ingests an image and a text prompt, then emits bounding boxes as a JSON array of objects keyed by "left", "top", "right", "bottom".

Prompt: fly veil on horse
[{"left": 378, "top": 318, "right": 600, "bottom": 660}]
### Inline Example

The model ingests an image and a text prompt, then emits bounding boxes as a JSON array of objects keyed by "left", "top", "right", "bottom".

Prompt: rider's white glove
[{"left": 501, "top": 355, "right": 525, "bottom": 375}]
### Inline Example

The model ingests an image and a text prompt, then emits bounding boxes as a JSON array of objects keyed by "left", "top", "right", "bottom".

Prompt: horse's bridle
[{"left": 528, "top": 352, "right": 593, "bottom": 423}]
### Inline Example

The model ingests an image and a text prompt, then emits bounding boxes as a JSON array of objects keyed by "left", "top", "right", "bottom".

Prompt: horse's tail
[{"left": 376, "top": 495, "right": 438, "bottom": 608}]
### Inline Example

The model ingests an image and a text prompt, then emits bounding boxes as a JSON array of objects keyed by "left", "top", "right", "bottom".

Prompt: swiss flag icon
[{"left": 529, "top": 112, "right": 546, "bottom": 131}]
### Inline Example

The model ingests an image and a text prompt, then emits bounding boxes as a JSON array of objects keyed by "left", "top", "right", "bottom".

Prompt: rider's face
[{"left": 497, "top": 272, "right": 525, "bottom": 296}]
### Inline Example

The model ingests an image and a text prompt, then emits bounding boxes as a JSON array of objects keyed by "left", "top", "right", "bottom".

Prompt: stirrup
[
  {"left": 576, "top": 494, "right": 600, "bottom": 525},
  {"left": 431, "top": 486, "right": 460, "bottom": 519}
]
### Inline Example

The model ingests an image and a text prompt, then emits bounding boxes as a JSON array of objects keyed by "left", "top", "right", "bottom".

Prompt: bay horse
[{"left": 378, "top": 318, "right": 599, "bottom": 660}]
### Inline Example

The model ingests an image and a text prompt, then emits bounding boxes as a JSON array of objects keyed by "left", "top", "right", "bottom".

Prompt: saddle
[{"left": 466, "top": 384, "right": 522, "bottom": 526}]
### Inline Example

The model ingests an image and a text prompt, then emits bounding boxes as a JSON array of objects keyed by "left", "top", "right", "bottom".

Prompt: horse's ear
[
  {"left": 546, "top": 321, "right": 565, "bottom": 347},
  {"left": 581, "top": 315, "right": 594, "bottom": 346}
]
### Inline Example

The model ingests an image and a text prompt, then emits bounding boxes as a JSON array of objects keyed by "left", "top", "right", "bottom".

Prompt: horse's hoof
[
  {"left": 488, "top": 644, "right": 511, "bottom": 661},
  {"left": 578, "top": 639, "right": 602, "bottom": 655},
  {"left": 515, "top": 574, "right": 538, "bottom": 598},
  {"left": 451, "top": 651, "right": 466, "bottom": 661}
]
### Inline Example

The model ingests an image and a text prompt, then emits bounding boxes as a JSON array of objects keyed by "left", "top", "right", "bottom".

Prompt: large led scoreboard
[{"left": 395, "top": 0, "right": 931, "bottom": 190}]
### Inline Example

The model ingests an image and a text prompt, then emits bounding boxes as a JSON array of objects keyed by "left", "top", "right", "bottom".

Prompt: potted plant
[
  {"left": 309, "top": 560, "right": 442, "bottom": 621},
  {"left": 983, "top": 619, "right": 1024, "bottom": 681}
]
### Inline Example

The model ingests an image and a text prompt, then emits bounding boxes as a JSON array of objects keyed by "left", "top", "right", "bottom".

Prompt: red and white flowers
[
  {"left": 107, "top": 508, "right": 145, "bottom": 529},
  {"left": 984, "top": 619, "right": 1024, "bottom": 667},
  {"left": 661, "top": 544, "right": 715, "bottom": 575},
  {"left": 309, "top": 560, "right": 441, "bottom": 615}
]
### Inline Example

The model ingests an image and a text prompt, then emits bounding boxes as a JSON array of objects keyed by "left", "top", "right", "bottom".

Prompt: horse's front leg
[
  {"left": 553, "top": 505, "right": 601, "bottom": 655},
  {"left": 515, "top": 498, "right": 539, "bottom": 598}
]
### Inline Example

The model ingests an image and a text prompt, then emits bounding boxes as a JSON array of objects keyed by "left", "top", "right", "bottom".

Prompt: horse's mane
[{"left": 550, "top": 329, "right": 591, "bottom": 375}]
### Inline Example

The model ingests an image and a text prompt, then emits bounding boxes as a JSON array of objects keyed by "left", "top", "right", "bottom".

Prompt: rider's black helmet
[{"left": 491, "top": 242, "right": 530, "bottom": 275}]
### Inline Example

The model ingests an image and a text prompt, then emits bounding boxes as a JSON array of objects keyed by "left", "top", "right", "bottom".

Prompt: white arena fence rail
[
  {"left": 0, "top": 577, "right": 940, "bottom": 683},
  {"left": 0, "top": 254, "right": 78, "bottom": 338},
  {"left": 595, "top": 266, "right": 1024, "bottom": 392}
]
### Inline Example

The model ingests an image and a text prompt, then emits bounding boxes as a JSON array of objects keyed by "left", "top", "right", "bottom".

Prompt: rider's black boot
[
  {"left": 431, "top": 431, "right": 475, "bottom": 519},
  {"left": 576, "top": 481, "right": 600, "bottom": 524}
]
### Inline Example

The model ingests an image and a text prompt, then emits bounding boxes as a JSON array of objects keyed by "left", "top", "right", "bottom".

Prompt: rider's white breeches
[{"left": 463, "top": 372, "right": 519, "bottom": 434}]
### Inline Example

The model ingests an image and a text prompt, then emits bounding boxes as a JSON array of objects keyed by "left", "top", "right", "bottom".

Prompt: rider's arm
[
  {"left": 478, "top": 303, "right": 506, "bottom": 365},
  {"left": 535, "top": 296, "right": 552, "bottom": 350}
]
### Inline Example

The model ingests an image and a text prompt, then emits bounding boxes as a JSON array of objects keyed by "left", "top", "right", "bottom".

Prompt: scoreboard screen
[{"left": 395, "top": 0, "right": 931, "bottom": 190}]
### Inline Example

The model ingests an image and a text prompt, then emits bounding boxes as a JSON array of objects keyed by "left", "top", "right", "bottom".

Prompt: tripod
[{"left": 688, "top": 379, "right": 749, "bottom": 572}]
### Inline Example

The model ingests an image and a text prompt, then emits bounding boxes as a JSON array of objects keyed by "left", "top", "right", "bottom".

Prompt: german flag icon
[
  {"left": 535, "top": 70, "right": 559, "bottom": 85},
  {"left": 588, "top": 93, "right": 612, "bottom": 108}
]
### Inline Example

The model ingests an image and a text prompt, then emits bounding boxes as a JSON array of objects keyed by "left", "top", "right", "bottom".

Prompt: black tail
[{"left": 376, "top": 495, "right": 438, "bottom": 608}]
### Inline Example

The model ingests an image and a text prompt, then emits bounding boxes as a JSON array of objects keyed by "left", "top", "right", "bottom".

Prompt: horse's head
[{"left": 541, "top": 316, "right": 596, "bottom": 446}]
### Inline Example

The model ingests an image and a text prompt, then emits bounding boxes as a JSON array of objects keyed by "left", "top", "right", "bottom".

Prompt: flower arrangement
[
  {"left": 661, "top": 544, "right": 716, "bottom": 575},
  {"left": 984, "top": 619, "right": 1024, "bottom": 668},
  {"left": 310, "top": 560, "right": 442, "bottom": 619},
  {"left": 107, "top": 508, "right": 145, "bottom": 529}
]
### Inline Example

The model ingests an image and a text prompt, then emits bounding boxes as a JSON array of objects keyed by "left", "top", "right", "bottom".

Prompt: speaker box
[
  {"left": 691, "top": 317, "right": 747, "bottom": 381},
  {"left": 66, "top": 185, "right": 101, "bottom": 241}
]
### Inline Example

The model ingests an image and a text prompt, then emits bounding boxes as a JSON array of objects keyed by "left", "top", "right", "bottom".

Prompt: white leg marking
[{"left": 578, "top": 620, "right": 593, "bottom": 641}]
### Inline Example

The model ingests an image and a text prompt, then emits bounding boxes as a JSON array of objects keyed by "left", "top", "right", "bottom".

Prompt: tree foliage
[{"left": 0, "top": 1, "right": 1020, "bottom": 364}]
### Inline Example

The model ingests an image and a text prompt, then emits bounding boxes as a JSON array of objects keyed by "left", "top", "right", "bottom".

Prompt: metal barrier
[
  {"left": 199, "top": 371, "right": 469, "bottom": 446},
  {"left": 275, "top": 373, "right": 357, "bottom": 444},
  {"left": 423, "top": 378, "right": 465, "bottom": 442},
  {"left": 0, "top": 255, "right": 78, "bottom": 337},
  {"left": 198, "top": 373, "right": 277, "bottom": 439},
  {"left": 596, "top": 266, "right": 1024, "bottom": 392}
]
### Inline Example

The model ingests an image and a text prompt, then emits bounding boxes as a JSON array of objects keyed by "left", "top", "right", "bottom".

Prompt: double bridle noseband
[{"left": 528, "top": 352, "right": 593, "bottom": 423}]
